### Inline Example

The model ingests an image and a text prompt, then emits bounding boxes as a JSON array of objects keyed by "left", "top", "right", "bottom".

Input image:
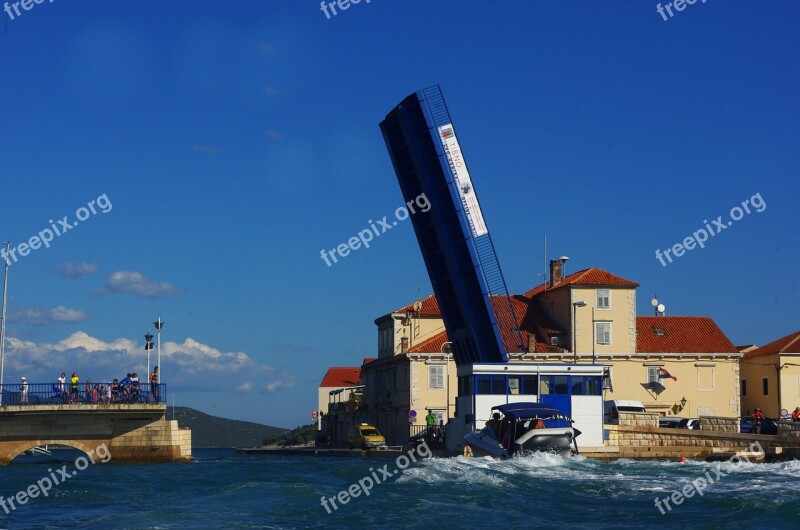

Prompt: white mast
[{"left": 0, "top": 242, "right": 10, "bottom": 407}]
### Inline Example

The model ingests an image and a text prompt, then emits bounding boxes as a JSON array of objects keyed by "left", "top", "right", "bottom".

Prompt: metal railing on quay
[
  {"left": 0, "top": 382, "right": 167, "bottom": 406},
  {"left": 409, "top": 424, "right": 446, "bottom": 438}
]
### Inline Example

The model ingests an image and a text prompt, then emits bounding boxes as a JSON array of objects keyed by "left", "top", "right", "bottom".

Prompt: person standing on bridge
[
  {"left": 57, "top": 372, "right": 66, "bottom": 395},
  {"left": 150, "top": 366, "right": 159, "bottom": 403},
  {"left": 69, "top": 372, "right": 80, "bottom": 403},
  {"left": 20, "top": 377, "right": 28, "bottom": 404}
]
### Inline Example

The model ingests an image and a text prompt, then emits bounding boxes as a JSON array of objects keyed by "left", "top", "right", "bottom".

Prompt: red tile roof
[
  {"left": 394, "top": 294, "right": 440, "bottom": 316},
  {"left": 743, "top": 331, "right": 800, "bottom": 359},
  {"left": 636, "top": 316, "right": 738, "bottom": 354},
  {"left": 408, "top": 295, "right": 563, "bottom": 354},
  {"left": 409, "top": 332, "right": 451, "bottom": 354},
  {"left": 320, "top": 367, "right": 362, "bottom": 388},
  {"left": 524, "top": 267, "right": 639, "bottom": 298}
]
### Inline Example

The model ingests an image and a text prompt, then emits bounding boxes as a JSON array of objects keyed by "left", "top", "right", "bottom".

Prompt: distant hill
[{"left": 167, "top": 406, "right": 287, "bottom": 448}]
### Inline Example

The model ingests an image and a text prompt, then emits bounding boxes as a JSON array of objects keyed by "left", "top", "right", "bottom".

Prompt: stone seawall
[
  {"left": 0, "top": 404, "right": 192, "bottom": 464},
  {"left": 590, "top": 412, "right": 800, "bottom": 460}
]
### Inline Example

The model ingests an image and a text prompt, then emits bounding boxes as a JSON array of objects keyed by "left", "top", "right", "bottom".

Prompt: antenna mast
[{"left": 0, "top": 242, "right": 10, "bottom": 406}]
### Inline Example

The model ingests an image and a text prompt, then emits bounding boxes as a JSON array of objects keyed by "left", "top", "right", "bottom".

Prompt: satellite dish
[
  {"left": 657, "top": 304, "right": 666, "bottom": 314},
  {"left": 651, "top": 297, "right": 659, "bottom": 308},
  {"left": 413, "top": 300, "right": 423, "bottom": 312}
]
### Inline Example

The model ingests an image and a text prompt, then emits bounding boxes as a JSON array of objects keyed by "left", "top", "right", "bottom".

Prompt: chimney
[
  {"left": 400, "top": 336, "right": 409, "bottom": 353},
  {"left": 549, "top": 259, "right": 562, "bottom": 287},
  {"left": 527, "top": 334, "right": 536, "bottom": 353}
]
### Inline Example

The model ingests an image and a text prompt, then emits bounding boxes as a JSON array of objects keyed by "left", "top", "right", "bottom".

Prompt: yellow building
[
  {"left": 525, "top": 263, "right": 741, "bottom": 418},
  {"left": 357, "top": 263, "right": 741, "bottom": 444},
  {"left": 362, "top": 297, "right": 456, "bottom": 445},
  {"left": 740, "top": 330, "right": 800, "bottom": 417}
]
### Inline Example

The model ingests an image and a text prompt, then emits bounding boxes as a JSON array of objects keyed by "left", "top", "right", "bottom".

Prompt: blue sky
[{"left": 0, "top": 1, "right": 797, "bottom": 428}]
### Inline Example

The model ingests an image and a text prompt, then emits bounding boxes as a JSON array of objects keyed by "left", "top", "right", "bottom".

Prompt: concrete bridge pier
[{"left": 0, "top": 404, "right": 191, "bottom": 464}]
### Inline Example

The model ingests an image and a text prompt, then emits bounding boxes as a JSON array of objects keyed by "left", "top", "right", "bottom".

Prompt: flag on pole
[{"left": 659, "top": 367, "right": 677, "bottom": 381}]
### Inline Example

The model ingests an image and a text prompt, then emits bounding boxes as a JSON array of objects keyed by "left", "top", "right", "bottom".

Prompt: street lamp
[
  {"left": 441, "top": 341, "right": 453, "bottom": 424},
  {"left": 572, "top": 301, "right": 587, "bottom": 363},
  {"left": 154, "top": 317, "right": 164, "bottom": 384},
  {"left": 145, "top": 331, "right": 154, "bottom": 377},
  {"left": 0, "top": 242, "right": 9, "bottom": 406}
]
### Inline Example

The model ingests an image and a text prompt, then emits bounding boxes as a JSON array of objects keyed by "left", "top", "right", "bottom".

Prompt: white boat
[
  {"left": 24, "top": 445, "right": 53, "bottom": 456},
  {"left": 464, "top": 403, "right": 580, "bottom": 459}
]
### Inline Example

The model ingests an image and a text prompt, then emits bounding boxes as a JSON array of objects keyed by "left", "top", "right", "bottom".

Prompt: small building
[
  {"left": 740, "top": 330, "right": 800, "bottom": 417},
  {"left": 318, "top": 364, "right": 370, "bottom": 418},
  {"left": 450, "top": 362, "right": 605, "bottom": 452}
]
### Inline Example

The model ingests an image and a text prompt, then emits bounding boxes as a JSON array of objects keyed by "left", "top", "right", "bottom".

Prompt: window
[
  {"left": 571, "top": 376, "right": 603, "bottom": 395},
  {"left": 762, "top": 377, "right": 769, "bottom": 396},
  {"left": 596, "top": 322, "right": 611, "bottom": 345},
  {"left": 653, "top": 328, "right": 666, "bottom": 336},
  {"left": 508, "top": 375, "right": 539, "bottom": 395},
  {"left": 521, "top": 375, "right": 538, "bottom": 395},
  {"left": 378, "top": 325, "right": 393, "bottom": 356},
  {"left": 697, "top": 367, "right": 715, "bottom": 391},
  {"left": 431, "top": 410, "right": 445, "bottom": 425},
  {"left": 596, "top": 289, "right": 610, "bottom": 309},
  {"left": 550, "top": 336, "right": 561, "bottom": 346},
  {"left": 647, "top": 366, "right": 660, "bottom": 384},
  {"left": 428, "top": 365, "right": 445, "bottom": 390},
  {"left": 491, "top": 376, "right": 505, "bottom": 395},
  {"left": 586, "top": 376, "right": 602, "bottom": 395},
  {"left": 458, "top": 376, "right": 473, "bottom": 396},
  {"left": 741, "top": 379, "right": 747, "bottom": 397},
  {"left": 553, "top": 376, "right": 569, "bottom": 394},
  {"left": 475, "top": 375, "right": 506, "bottom": 395}
]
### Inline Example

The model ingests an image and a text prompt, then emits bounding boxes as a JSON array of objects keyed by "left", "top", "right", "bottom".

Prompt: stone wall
[
  {"left": 603, "top": 422, "right": 800, "bottom": 460},
  {"left": 616, "top": 411, "right": 660, "bottom": 427},
  {"left": 0, "top": 404, "right": 191, "bottom": 464},
  {"left": 699, "top": 416, "right": 739, "bottom": 432}
]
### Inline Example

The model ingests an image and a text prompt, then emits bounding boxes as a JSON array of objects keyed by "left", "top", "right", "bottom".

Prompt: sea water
[{"left": 0, "top": 448, "right": 798, "bottom": 528}]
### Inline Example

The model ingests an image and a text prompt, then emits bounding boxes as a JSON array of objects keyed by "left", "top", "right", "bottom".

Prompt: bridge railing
[{"left": 0, "top": 382, "right": 167, "bottom": 405}]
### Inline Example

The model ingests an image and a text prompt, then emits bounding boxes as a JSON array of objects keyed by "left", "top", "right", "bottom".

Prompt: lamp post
[
  {"left": 592, "top": 307, "right": 596, "bottom": 365},
  {"left": 441, "top": 341, "right": 453, "bottom": 422},
  {"left": 145, "top": 331, "right": 154, "bottom": 377},
  {"left": 0, "top": 242, "right": 9, "bottom": 407},
  {"left": 572, "top": 301, "right": 587, "bottom": 364},
  {"left": 154, "top": 317, "right": 164, "bottom": 384}
]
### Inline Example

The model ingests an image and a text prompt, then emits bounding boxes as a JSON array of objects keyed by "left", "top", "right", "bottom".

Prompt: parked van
[
  {"left": 346, "top": 423, "right": 386, "bottom": 449},
  {"left": 604, "top": 400, "right": 646, "bottom": 424}
]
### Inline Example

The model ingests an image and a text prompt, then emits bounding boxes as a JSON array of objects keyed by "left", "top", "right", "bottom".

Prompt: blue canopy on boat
[{"left": 492, "top": 402, "right": 567, "bottom": 420}]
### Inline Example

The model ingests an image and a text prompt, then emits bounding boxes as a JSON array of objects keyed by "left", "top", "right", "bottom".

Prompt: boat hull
[{"left": 465, "top": 427, "right": 574, "bottom": 459}]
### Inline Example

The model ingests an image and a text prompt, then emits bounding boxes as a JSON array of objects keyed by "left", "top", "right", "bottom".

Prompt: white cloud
[
  {"left": 10, "top": 306, "right": 88, "bottom": 326},
  {"left": 265, "top": 379, "right": 294, "bottom": 393},
  {"left": 57, "top": 261, "right": 98, "bottom": 278},
  {"left": 4, "top": 332, "right": 291, "bottom": 395},
  {"left": 97, "top": 271, "right": 178, "bottom": 298}
]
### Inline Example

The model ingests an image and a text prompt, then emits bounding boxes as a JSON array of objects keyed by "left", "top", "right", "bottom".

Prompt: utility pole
[
  {"left": 0, "top": 242, "right": 10, "bottom": 407},
  {"left": 154, "top": 317, "right": 164, "bottom": 390}
]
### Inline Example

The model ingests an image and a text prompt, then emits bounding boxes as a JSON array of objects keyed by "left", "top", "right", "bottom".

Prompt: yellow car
[{"left": 347, "top": 424, "right": 386, "bottom": 449}]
